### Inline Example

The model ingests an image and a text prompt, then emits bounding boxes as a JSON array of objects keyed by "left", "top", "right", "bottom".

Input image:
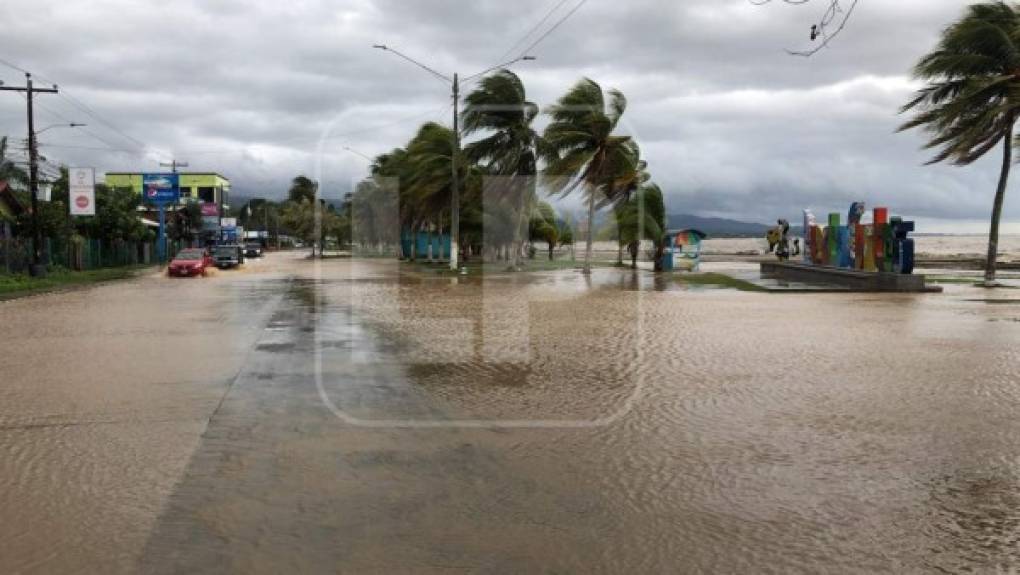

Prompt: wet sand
[{"left": 4, "top": 252, "right": 1020, "bottom": 572}]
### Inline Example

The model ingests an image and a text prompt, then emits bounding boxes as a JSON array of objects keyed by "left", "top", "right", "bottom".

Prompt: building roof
[{"left": 105, "top": 171, "right": 230, "bottom": 180}]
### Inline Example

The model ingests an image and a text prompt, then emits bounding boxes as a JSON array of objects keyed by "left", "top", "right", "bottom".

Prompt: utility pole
[
  {"left": 0, "top": 73, "right": 59, "bottom": 276},
  {"left": 160, "top": 159, "right": 188, "bottom": 174},
  {"left": 450, "top": 73, "right": 460, "bottom": 270}
]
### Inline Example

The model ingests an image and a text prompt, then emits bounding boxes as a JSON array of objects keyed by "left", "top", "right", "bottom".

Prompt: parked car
[
  {"left": 213, "top": 244, "right": 244, "bottom": 269},
  {"left": 244, "top": 242, "right": 263, "bottom": 258},
  {"left": 168, "top": 248, "right": 213, "bottom": 277}
]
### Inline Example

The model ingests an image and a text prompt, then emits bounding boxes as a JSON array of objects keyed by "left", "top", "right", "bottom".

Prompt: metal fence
[{"left": 0, "top": 236, "right": 157, "bottom": 275}]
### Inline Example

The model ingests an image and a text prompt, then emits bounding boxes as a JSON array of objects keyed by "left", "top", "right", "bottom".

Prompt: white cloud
[{"left": 0, "top": 0, "right": 1011, "bottom": 231}]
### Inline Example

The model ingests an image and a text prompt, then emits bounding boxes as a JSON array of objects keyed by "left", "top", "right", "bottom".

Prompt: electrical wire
[
  {"left": 494, "top": 0, "right": 573, "bottom": 63},
  {"left": 515, "top": 0, "right": 589, "bottom": 58}
]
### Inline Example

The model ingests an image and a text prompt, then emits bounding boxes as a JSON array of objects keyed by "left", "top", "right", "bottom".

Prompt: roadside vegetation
[
  {"left": 344, "top": 72, "right": 668, "bottom": 273},
  {"left": 675, "top": 273, "right": 767, "bottom": 292},
  {"left": 0, "top": 265, "right": 148, "bottom": 300}
]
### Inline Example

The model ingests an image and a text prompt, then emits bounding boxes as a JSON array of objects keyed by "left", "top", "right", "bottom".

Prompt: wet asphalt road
[{"left": 8, "top": 252, "right": 1020, "bottom": 573}]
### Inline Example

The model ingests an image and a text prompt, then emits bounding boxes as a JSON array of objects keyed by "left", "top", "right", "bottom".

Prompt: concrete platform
[{"left": 760, "top": 261, "right": 942, "bottom": 293}]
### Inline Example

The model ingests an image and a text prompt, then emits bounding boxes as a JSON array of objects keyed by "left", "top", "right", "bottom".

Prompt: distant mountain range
[{"left": 667, "top": 214, "right": 785, "bottom": 237}]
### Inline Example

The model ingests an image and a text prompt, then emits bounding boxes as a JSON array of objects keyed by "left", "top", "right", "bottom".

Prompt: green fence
[{"left": 1, "top": 236, "right": 157, "bottom": 274}]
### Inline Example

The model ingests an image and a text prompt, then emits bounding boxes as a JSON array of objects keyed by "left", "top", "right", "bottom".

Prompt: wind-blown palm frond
[
  {"left": 462, "top": 69, "right": 541, "bottom": 267},
  {"left": 540, "top": 77, "right": 641, "bottom": 273}
]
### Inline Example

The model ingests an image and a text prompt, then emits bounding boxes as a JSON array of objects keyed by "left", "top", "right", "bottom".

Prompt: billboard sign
[
  {"left": 220, "top": 217, "right": 237, "bottom": 229},
  {"left": 69, "top": 167, "right": 95, "bottom": 215},
  {"left": 142, "top": 173, "right": 180, "bottom": 205},
  {"left": 202, "top": 215, "right": 220, "bottom": 230},
  {"left": 200, "top": 202, "right": 219, "bottom": 216}
]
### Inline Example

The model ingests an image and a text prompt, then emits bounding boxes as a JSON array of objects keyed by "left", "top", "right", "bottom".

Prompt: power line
[
  {"left": 0, "top": 56, "right": 30, "bottom": 75},
  {"left": 0, "top": 55, "right": 150, "bottom": 152},
  {"left": 495, "top": 0, "right": 573, "bottom": 63},
  {"left": 55, "top": 92, "right": 148, "bottom": 150},
  {"left": 30, "top": 98, "right": 150, "bottom": 157},
  {"left": 515, "top": 0, "right": 589, "bottom": 58},
  {"left": 36, "top": 142, "right": 149, "bottom": 153}
]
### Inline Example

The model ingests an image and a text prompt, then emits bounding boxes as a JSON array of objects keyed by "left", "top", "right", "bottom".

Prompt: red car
[{"left": 168, "top": 248, "right": 213, "bottom": 277}]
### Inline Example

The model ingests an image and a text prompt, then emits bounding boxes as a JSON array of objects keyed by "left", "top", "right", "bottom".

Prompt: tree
[
  {"left": 78, "top": 184, "right": 149, "bottom": 242},
  {"left": 281, "top": 198, "right": 317, "bottom": 255},
  {"left": 351, "top": 176, "right": 399, "bottom": 254},
  {"left": 0, "top": 136, "right": 28, "bottom": 189},
  {"left": 529, "top": 201, "right": 561, "bottom": 260},
  {"left": 170, "top": 201, "right": 202, "bottom": 244},
  {"left": 616, "top": 183, "right": 667, "bottom": 270},
  {"left": 751, "top": 0, "right": 860, "bottom": 56},
  {"left": 899, "top": 1, "right": 1020, "bottom": 285},
  {"left": 541, "top": 78, "right": 641, "bottom": 274},
  {"left": 462, "top": 69, "right": 541, "bottom": 269},
  {"left": 287, "top": 176, "right": 317, "bottom": 204},
  {"left": 389, "top": 122, "right": 479, "bottom": 261}
]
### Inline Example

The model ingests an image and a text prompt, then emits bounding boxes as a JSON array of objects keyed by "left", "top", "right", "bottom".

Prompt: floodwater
[
  {"left": 4, "top": 252, "right": 1020, "bottom": 573},
  {"left": 605, "top": 234, "right": 1020, "bottom": 258}
]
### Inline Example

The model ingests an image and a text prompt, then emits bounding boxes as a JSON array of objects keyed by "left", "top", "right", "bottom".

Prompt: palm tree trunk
[
  {"left": 583, "top": 186, "right": 595, "bottom": 274},
  {"left": 511, "top": 188, "right": 528, "bottom": 271},
  {"left": 985, "top": 118, "right": 1015, "bottom": 286},
  {"left": 653, "top": 241, "right": 665, "bottom": 272}
]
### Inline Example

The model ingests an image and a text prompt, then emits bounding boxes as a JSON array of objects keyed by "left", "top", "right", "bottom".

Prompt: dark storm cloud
[{"left": 0, "top": 0, "right": 1007, "bottom": 229}]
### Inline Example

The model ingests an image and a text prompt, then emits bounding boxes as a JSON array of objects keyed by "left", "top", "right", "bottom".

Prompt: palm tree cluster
[
  {"left": 900, "top": 1, "right": 1020, "bottom": 285},
  {"left": 348, "top": 71, "right": 668, "bottom": 273}
]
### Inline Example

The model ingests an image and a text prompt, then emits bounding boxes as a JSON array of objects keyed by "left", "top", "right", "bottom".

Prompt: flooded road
[{"left": 5, "top": 253, "right": 1020, "bottom": 572}]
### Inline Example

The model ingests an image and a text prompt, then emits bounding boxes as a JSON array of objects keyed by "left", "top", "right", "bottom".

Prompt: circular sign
[{"left": 75, "top": 195, "right": 90, "bottom": 209}]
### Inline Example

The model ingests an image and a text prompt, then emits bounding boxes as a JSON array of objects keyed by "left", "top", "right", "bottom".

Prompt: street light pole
[
  {"left": 450, "top": 72, "right": 460, "bottom": 270},
  {"left": 371, "top": 45, "right": 534, "bottom": 271}
]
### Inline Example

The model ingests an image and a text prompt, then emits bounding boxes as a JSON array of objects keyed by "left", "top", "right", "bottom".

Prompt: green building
[
  {"left": 104, "top": 172, "right": 231, "bottom": 246},
  {"left": 104, "top": 172, "right": 230, "bottom": 208}
]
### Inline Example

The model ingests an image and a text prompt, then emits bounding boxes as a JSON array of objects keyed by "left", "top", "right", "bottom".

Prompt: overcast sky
[{"left": 0, "top": 0, "right": 1007, "bottom": 230}]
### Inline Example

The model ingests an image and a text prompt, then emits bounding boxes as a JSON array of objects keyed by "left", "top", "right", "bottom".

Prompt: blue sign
[{"left": 142, "top": 173, "right": 180, "bottom": 205}]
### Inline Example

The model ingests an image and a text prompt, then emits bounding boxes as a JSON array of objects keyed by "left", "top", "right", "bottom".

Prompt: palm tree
[
  {"left": 529, "top": 201, "right": 561, "bottom": 260},
  {"left": 612, "top": 158, "right": 650, "bottom": 265},
  {"left": 617, "top": 183, "right": 667, "bottom": 270},
  {"left": 378, "top": 123, "right": 479, "bottom": 262},
  {"left": 541, "top": 78, "right": 640, "bottom": 274},
  {"left": 461, "top": 70, "right": 540, "bottom": 269},
  {"left": 405, "top": 122, "right": 458, "bottom": 261},
  {"left": 899, "top": 1, "right": 1020, "bottom": 285}
]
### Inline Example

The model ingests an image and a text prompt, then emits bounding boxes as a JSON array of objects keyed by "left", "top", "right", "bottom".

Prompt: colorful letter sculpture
[
  {"left": 801, "top": 203, "right": 915, "bottom": 275},
  {"left": 872, "top": 207, "right": 887, "bottom": 272},
  {"left": 827, "top": 213, "right": 840, "bottom": 265},
  {"left": 803, "top": 209, "right": 815, "bottom": 264},
  {"left": 847, "top": 202, "right": 865, "bottom": 268},
  {"left": 811, "top": 225, "right": 826, "bottom": 264}
]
